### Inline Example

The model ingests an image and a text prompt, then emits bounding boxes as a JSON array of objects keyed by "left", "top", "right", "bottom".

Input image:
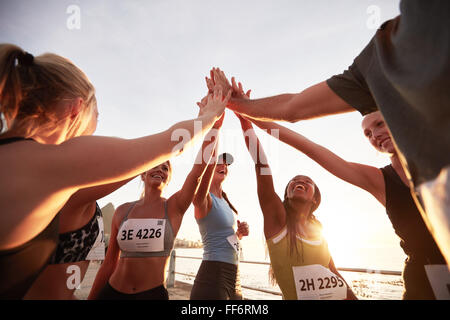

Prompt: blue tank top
[{"left": 196, "top": 193, "right": 238, "bottom": 265}]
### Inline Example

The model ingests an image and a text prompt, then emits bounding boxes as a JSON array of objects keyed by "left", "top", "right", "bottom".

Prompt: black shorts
[
  {"left": 96, "top": 282, "right": 169, "bottom": 300},
  {"left": 190, "top": 260, "right": 242, "bottom": 300},
  {"left": 402, "top": 260, "right": 437, "bottom": 300}
]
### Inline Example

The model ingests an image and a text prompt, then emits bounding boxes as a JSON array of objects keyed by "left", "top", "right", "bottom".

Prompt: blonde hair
[
  {"left": 0, "top": 43, "right": 96, "bottom": 137},
  {"left": 140, "top": 161, "right": 173, "bottom": 199}
]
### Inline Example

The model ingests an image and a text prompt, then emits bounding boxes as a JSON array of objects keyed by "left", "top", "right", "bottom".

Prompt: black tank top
[
  {"left": 0, "top": 137, "right": 60, "bottom": 299},
  {"left": 381, "top": 164, "right": 444, "bottom": 263}
]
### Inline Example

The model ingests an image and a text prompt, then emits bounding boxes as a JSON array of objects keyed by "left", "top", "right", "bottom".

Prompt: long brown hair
[
  {"left": 283, "top": 180, "right": 321, "bottom": 256},
  {"left": 0, "top": 43, "right": 96, "bottom": 136},
  {"left": 268, "top": 177, "right": 322, "bottom": 286},
  {"left": 222, "top": 190, "right": 238, "bottom": 214}
]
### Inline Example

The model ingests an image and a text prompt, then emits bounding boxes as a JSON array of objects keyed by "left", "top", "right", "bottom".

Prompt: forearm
[
  {"left": 87, "top": 263, "right": 115, "bottom": 300},
  {"left": 229, "top": 94, "right": 295, "bottom": 122},
  {"left": 229, "top": 81, "right": 353, "bottom": 123},
  {"left": 193, "top": 138, "right": 219, "bottom": 206},
  {"left": 66, "top": 177, "right": 135, "bottom": 208},
  {"left": 55, "top": 112, "right": 219, "bottom": 190},
  {"left": 252, "top": 119, "right": 377, "bottom": 191},
  {"left": 175, "top": 128, "right": 219, "bottom": 212},
  {"left": 191, "top": 127, "right": 220, "bottom": 179}
]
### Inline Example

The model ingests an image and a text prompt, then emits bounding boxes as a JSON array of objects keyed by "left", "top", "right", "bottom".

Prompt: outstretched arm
[
  {"left": 171, "top": 107, "right": 224, "bottom": 216},
  {"left": 237, "top": 114, "right": 285, "bottom": 238},
  {"left": 192, "top": 135, "right": 219, "bottom": 220},
  {"left": 250, "top": 119, "right": 385, "bottom": 205},
  {"left": 87, "top": 203, "right": 125, "bottom": 299},
  {"left": 210, "top": 68, "right": 353, "bottom": 122},
  {"left": 62, "top": 177, "right": 135, "bottom": 212}
]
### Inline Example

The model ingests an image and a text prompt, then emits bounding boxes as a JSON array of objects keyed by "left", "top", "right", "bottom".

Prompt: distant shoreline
[{"left": 174, "top": 238, "right": 203, "bottom": 249}]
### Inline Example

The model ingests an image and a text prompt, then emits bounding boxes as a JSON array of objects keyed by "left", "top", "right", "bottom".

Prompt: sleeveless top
[
  {"left": 50, "top": 202, "right": 105, "bottom": 264},
  {"left": 380, "top": 165, "right": 445, "bottom": 263},
  {"left": 0, "top": 137, "right": 60, "bottom": 299},
  {"left": 196, "top": 193, "right": 239, "bottom": 265},
  {"left": 381, "top": 164, "right": 446, "bottom": 299},
  {"left": 266, "top": 222, "right": 341, "bottom": 300},
  {"left": 117, "top": 201, "right": 175, "bottom": 258}
]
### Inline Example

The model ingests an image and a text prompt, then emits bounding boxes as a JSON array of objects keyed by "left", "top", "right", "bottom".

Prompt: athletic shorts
[
  {"left": 96, "top": 282, "right": 169, "bottom": 300},
  {"left": 190, "top": 260, "right": 242, "bottom": 300}
]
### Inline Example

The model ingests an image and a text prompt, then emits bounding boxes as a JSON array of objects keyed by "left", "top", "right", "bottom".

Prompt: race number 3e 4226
[
  {"left": 120, "top": 227, "right": 162, "bottom": 241},
  {"left": 118, "top": 218, "right": 166, "bottom": 252}
]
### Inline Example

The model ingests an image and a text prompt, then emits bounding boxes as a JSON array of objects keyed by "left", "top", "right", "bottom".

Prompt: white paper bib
[
  {"left": 85, "top": 216, "right": 105, "bottom": 261},
  {"left": 293, "top": 264, "right": 347, "bottom": 300},
  {"left": 425, "top": 264, "right": 450, "bottom": 300},
  {"left": 226, "top": 234, "right": 241, "bottom": 254},
  {"left": 118, "top": 218, "right": 165, "bottom": 252}
]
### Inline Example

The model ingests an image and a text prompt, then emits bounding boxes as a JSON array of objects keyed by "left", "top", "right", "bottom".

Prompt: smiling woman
[
  {"left": 235, "top": 109, "right": 356, "bottom": 300},
  {"left": 248, "top": 110, "right": 448, "bottom": 300},
  {"left": 362, "top": 112, "right": 396, "bottom": 155},
  {"left": 88, "top": 122, "right": 221, "bottom": 300}
]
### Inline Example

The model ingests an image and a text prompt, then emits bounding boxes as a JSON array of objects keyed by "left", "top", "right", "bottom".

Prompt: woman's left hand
[{"left": 236, "top": 220, "right": 249, "bottom": 239}]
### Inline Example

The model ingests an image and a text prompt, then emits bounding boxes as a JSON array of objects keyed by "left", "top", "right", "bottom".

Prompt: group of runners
[{"left": 0, "top": 0, "right": 449, "bottom": 300}]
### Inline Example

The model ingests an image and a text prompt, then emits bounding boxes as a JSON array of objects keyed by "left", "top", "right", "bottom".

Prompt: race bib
[
  {"left": 118, "top": 219, "right": 165, "bottom": 252},
  {"left": 425, "top": 264, "right": 450, "bottom": 300},
  {"left": 293, "top": 264, "right": 347, "bottom": 300},
  {"left": 86, "top": 216, "right": 105, "bottom": 261},
  {"left": 226, "top": 234, "right": 240, "bottom": 254}
]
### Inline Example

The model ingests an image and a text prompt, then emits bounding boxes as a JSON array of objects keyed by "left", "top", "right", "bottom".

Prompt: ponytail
[
  {"left": 222, "top": 190, "right": 238, "bottom": 214},
  {"left": 0, "top": 43, "right": 96, "bottom": 137},
  {"left": 0, "top": 44, "right": 27, "bottom": 132}
]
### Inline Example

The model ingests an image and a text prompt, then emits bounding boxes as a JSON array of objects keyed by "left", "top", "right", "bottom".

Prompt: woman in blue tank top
[{"left": 190, "top": 146, "right": 250, "bottom": 300}]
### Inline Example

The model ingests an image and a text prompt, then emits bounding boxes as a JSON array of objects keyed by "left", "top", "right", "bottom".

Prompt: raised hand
[
  {"left": 197, "top": 86, "right": 231, "bottom": 121},
  {"left": 210, "top": 67, "right": 232, "bottom": 95},
  {"left": 231, "top": 77, "right": 251, "bottom": 100},
  {"left": 231, "top": 81, "right": 253, "bottom": 129}
]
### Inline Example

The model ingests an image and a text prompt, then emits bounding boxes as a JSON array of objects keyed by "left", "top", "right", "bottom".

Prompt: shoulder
[
  {"left": 379, "top": 164, "right": 394, "bottom": 179},
  {"left": 112, "top": 201, "right": 136, "bottom": 225}
]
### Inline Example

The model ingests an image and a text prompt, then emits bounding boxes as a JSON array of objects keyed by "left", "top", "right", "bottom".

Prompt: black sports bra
[{"left": 0, "top": 137, "right": 60, "bottom": 299}]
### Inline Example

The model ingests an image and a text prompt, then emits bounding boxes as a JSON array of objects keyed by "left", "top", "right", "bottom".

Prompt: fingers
[
  {"left": 213, "top": 85, "right": 223, "bottom": 101},
  {"left": 231, "top": 77, "right": 238, "bottom": 91},
  {"left": 223, "top": 88, "right": 232, "bottom": 103},
  {"left": 205, "top": 77, "right": 214, "bottom": 93}
]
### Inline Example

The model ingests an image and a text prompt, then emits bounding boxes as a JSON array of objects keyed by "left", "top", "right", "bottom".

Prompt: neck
[
  {"left": 289, "top": 199, "right": 312, "bottom": 226},
  {"left": 7, "top": 117, "right": 74, "bottom": 145},
  {"left": 210, "top": 182, "right": 223, "bottom": 198},
  {"left": 30, "top": 131, "right": 69, "bottom": 145},
  {"left": 390, "top": 152, "right": 410, "bottom": 186},
  {"left": 142, "top": 185, "right": 163, "bottom": 204}
]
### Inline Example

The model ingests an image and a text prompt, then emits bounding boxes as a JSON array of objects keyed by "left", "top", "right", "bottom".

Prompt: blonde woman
[
  {"left": 0, "top": 44, "right": 228, "bottom": 299},
  {"left": 88, "top": 113, "right": 224, "bottom": 300}
]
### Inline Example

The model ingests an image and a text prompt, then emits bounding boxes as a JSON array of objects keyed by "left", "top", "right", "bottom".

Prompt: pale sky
[{"left": 1, "top": 0, "right": 405, "bottom": 270}]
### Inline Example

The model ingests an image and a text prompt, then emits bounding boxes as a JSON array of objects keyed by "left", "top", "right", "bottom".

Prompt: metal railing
[{"left": 166, "top": 250, "right": 402, "bottom": 297}]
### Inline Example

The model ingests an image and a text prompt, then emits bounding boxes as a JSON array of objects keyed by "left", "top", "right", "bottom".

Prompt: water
[{"left": 173, "top": 247, "right": 405, "bottom": 300}]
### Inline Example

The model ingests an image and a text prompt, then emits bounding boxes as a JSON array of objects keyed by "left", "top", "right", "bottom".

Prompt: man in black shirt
[{"left": 218, "top": 0, "right": 450, "bottom": 267}]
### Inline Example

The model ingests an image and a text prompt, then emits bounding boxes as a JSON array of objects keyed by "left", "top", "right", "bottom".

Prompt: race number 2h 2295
[{"left": 293, "top": 264, "right": 347, "bottom": 300}]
